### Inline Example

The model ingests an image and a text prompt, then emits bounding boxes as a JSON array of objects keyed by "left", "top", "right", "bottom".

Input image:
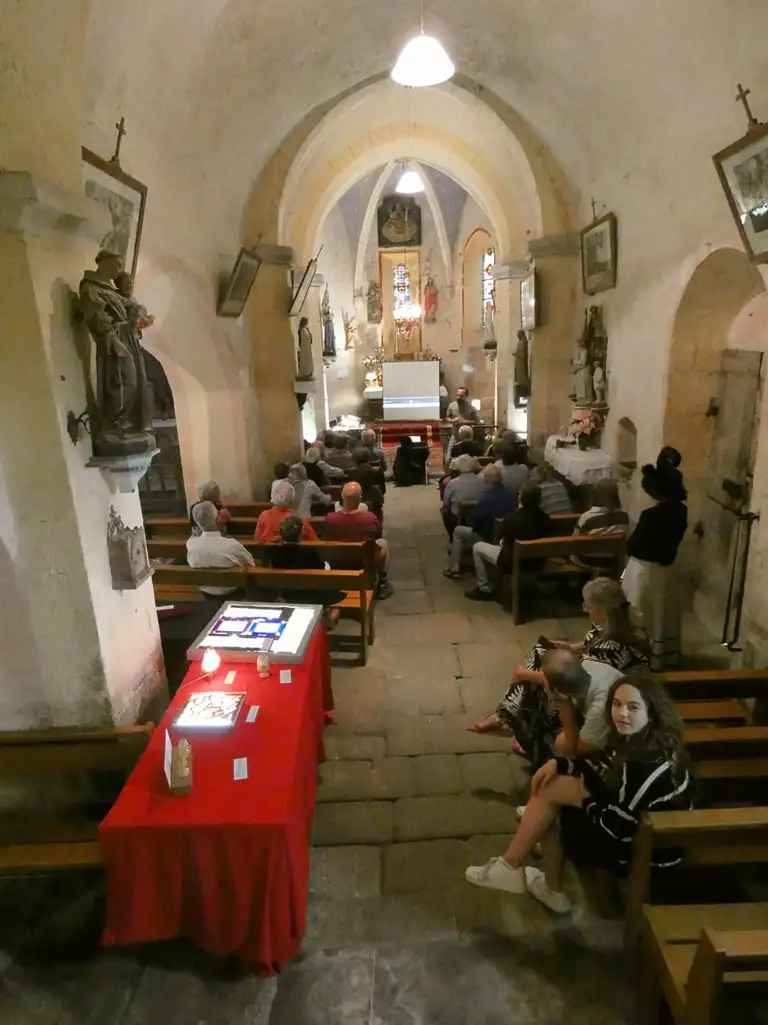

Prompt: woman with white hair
[
  {"left": 303, "top": 447, "right": 329, "bottom": 487},
  {"left": 451, "top": 424, "right": 482, "bottom": 459},
  {"left": 188, "top": 480, "right": 232, "bottom": 536},
  {"left": 288, "top": 462, "right": 332, "bottom": 518},
  {"left": 254, "top": 480, "right": 319, "bottom": 542},
  {"left": 440, "top": 454, "right": 488, "bottom": 539}
]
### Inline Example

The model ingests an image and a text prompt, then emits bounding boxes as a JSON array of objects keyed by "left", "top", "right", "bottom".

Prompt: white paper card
[
  {"left": 280, "top": 669, "right": 292, "bottom": 684},
  {"left": 163, "top": 729, "right": 172, "bottom": 786},
  {"left": 246, "top": 705, "right": 260, "bottom": 723},
  {"left": 233, "top": 757, "right": 248, "bottom": 780},
  {"left": 225, "top": 670, "right": 237, "bottom": 686}
]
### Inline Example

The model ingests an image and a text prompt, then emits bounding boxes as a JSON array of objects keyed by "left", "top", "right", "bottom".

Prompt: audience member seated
[
  {"left": 270, "top": 462, "right": 292, "bottom": 502},
  {"left": 361, "top": 428, "right": 386, "bottom": 468},
  {"left": 189, "top": 480, "right": 232, "bottom": 536},
  {"left": 254, "top": 481, "right": 318, "bottom": 542},
  {"left": 287, "top": 462, "right": 332, "bottom": 518},
  {"left": 470, "top": 579, "right": 649, "bottom": 757},
  {"left": 441, "top": 454, "right": 488, "bottom": 540},
  {"left": 392, "top": 435, "right": 429, "bottom": 487},
  {"left": 186, "top": 500, "right": 254, "bottom": 596},
  {"left": 465, "top": 480, "right": 551, "bottom": 601},
  {"left": 445, "top": 386, "right": 479, "bottom": 462},
  {"left": 266, "top": 515, "right": 345, "bottom": 624},
  {"left": 571, "top": 478, "right": 630, "bottom": 571},
  {"left": 325, "top": 433, "right": 356, "bottom": 473},
  {"left": 530, "top": 465, "right": 572, "bottom": 515},
  {"left": 303, "top": 447, "right": 329, "bottom": 487},
  {"left": 311, "top": 440, "right": 345, "bottom": 480},
  {"left": 495, "top": 441, "right": 530, "bottom": 498},
  {"left": 464, "top": 675, "right": 693, "bottom": 913},
  {"left": 451, "top": 424, "right": 483, "bottom": 459},
  {"left": 325, "top": 482, "right": 393, "bottom": 598},
  {"left": 348, "top": 447, "right": 385, "bottom": 520},
  {"left": 485, "top": 428, "right": 518, "bottom": 458},
  {"left": 444, "top": 464, "right": 518, "bottom": 577},
  {"left": 623, "top": 448, "right": 688, "bottom": 670}
]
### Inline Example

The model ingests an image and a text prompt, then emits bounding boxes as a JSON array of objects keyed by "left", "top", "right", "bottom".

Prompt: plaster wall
[{"left": 317, "top": 207, "right": 360, "bottom": 422}]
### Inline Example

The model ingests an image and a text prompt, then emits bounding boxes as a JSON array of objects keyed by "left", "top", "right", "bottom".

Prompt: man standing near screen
[{"left": 445, "top": 386, "right": 478, "bottom": 462}]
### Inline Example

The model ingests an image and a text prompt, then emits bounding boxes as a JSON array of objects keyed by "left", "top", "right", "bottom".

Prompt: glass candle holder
[{"left": 256, "top": 653, "right": 270, "bottom": 678}]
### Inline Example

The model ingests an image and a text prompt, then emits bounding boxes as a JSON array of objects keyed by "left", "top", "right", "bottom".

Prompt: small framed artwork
[
  {"left": 289, "top": 258, "right": 317, "bottom": 316},
  {"left": 217, "top": 248, "right": 262, "bottom": 318},
  {"left": 580, "top": 212, "right": 618, "bottom": 295},
  {"left": 520, "top": 269, "right": 538, "bottom": 330},
  {"left": 82, "top": 147, "right": 148, "bottom": 279},
  {"left": 713, "top": 123, "right": 768, "bottom": 264}
]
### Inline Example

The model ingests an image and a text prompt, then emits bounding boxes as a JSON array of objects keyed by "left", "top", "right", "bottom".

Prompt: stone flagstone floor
[{"left": 0, "top": 485, "right": 732, "bottom": 1025}]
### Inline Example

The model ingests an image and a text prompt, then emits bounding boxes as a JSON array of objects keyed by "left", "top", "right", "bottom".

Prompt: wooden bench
[
  {"left": 639, "top": 903, "right": 768, "bottom": 1025},
  {"left": 0, "top": 724, "right": 152, "bottom": 873},
  {"left": 625, "top": 807, "right": 768, "bottom": 956},
  {"left": 507, "top": 533, "right": 627, "bottom": 624},
  {"left": 491, "top": 511, "right": 580, "bottom": 544},
  {"left": 151, "top": 564, "right": 377, "bottom": 665},
  {"left": 145, "top": 515, "right": 328, "bottom": 540},
  {"left": 660, "top": 668, "right": 768, "bottom": 703},
  {"left": 147, "top": 538, "right": 378, "bottom": 574}
]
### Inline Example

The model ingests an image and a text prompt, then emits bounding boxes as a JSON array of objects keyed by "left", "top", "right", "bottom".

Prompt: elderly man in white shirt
[
  {"left": 441, "top": 454, "right": 488, "bottom": 540},
  {"left": 310, "top": 440, "right": 345, "bottom": 480},
  {"left": 186, "top": 501, "right": 254, "bottom": 596}
]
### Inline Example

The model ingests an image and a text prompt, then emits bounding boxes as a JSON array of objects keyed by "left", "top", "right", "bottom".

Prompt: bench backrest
[
  {"left": 146, "top": 515, "right": 329, "bottom": 540},
  {"left": 151, "top": 563, "right": 370, "bottom": 593},
  {"left": 682, "top": 724, "right": 768, "bottom": 760},
  {"left": 512, "top": 531, "right": 626, "bottom": 568},
  {"left": 0, "top": 724, "right": 153, "bottom": 777},
  {"left": 661, "top": 668, "right": 768, "bottom": 701},
  {"left": 147, "top": 538, "right": 377, "bottom": 573}
]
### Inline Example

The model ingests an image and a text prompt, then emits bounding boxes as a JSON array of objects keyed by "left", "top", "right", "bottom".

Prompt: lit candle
[{"left": 201, "top": 648, "right": 221, "bottom": 675}]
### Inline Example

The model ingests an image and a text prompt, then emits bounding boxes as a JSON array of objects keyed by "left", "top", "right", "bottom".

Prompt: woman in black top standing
[{"left": 622, "top": 448, "right": 688, "bottom": 670}]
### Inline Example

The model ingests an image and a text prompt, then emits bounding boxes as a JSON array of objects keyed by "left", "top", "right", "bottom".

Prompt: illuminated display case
[{"left": 187, "top": 602, "right": 323, "bottom": 665}]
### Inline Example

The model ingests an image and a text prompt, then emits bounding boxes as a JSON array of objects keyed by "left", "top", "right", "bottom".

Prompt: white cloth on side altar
[{"left": 544, "top": 436, "right": 615, "bottom": 485}]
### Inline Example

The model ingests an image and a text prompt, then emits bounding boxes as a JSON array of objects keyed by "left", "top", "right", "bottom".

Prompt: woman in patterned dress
[{"left": 469, "top": 577, "right": 648, "bottom": 764}]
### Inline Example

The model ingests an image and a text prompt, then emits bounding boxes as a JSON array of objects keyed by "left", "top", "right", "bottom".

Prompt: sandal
[
  {"left": 443, "top": 568, "right": 461, "bottom": 579},
  {"left": 468, "top": 713, "right": 509, "bottom": 734}
]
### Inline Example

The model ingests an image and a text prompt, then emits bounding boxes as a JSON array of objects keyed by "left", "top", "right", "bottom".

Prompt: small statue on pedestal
[
  {"left": 514, "top": 329, "right": 531, "bottom": 397},
  {"left": 424, "top": 276, "right": 438, "bottom": 324},
  {"left": 571, "top": 339, "right": 595, "bottom": 406},
  {"left": 321, "top": 285, "right": 336, "bottom": 361},
  {"left": 593, "top": 359, "right": 606, "bottom": 405},
  {"left": 366, "top": 280, "right": 383, "bottom": 324},
  {"left": 296, "top": 317, "right": 314, "bottom": 379},
  {"left": 78, "top": 249, "right": 156, "bottom": 459}
]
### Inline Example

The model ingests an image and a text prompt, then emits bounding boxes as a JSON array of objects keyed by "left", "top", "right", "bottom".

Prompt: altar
[{"left": 544, "top": 436, "right": 615, "bottom": 485}]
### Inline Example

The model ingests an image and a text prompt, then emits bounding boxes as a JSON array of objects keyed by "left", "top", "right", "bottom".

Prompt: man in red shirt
[
  {"left": 324, "top": 483, "right": 393, "bottom": 598},
  {"left": 254, "top": 481, "right": 318, "bottom": 542}
]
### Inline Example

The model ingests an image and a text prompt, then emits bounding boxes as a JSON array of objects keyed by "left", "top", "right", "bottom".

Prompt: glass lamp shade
[
  {"left": 391, "top": 34, "right": 455, "bottom": 88},
  {"left": 396, "top": 169, "right": 425, "bottom": 194},
  {"left": 201, "top": 648, "right": 221, "bottom": 674}
]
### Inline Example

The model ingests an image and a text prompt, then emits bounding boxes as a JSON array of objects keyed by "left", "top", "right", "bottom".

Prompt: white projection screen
[{"left": 382, "top": 361, "right": 440, "bottom": 421}]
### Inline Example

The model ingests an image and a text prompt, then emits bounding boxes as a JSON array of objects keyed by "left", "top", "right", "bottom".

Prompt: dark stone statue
[{"left": 78, "top": 250, "right": 156, "bottom": 457}]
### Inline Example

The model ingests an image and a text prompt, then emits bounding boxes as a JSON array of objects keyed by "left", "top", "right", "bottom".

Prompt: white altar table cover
[{"left": 544, "top": 436, "right": 615, "bottom": 485}]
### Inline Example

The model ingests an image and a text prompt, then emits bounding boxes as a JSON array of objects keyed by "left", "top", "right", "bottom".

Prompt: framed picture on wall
[
  {"left": 377, "top": 195, "right": 422, "bottom": 248},
  {"left": 580, "top": 212, "right": 618, "bottom": 295},
  {"left": 82, "top": 147, "right": 148, "bottom": 279},
  {"left": 217, "top": 248, "right": 262, "bottom": 318},
  {"left": 713, "top": 122, "right": 768, "bottom": 263},
  {"left": 520, "top": 269, "right": 538, "bottom": 330}
]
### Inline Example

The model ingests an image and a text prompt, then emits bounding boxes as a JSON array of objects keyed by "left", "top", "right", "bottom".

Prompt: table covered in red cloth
[{"left": 99, "top": 625, "right": 332, "bottom": 975}]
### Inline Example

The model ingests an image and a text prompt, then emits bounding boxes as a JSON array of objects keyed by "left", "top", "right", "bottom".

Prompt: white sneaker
[
  {"left": 524, "top": 867, "right": 571, "bottom": 914},
  {"left": 464, "top": 857, "right": 526, "bottom": 894},
  {"left": 515, "top": 805, "right": 526, "bottom": 822}
]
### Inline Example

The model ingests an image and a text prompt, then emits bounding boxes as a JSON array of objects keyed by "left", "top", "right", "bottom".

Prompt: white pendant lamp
[
  {"left": 391, "top": 0, "right": 454, "bottom": 88},
  {"left": 396, "top": 168, "right": 425, "bottom": 194}
]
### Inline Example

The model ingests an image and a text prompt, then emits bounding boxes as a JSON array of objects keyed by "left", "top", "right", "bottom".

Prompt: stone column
[
  {"left": 493, "top": 261, "right": 530, "bottom": 431},
  {"left": 0, "top": 173, "right": 166, "bottom": 727},
  {"left": 525, "top": 234, "right": 580, "bottom": 450},
  {"left": 247, "top": 244, "right": 303, "bottom": 484}
]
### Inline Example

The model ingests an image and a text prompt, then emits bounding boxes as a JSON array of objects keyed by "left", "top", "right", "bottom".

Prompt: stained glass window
[
  {"left": 482, "top": 248, "right": 496, "bottom": 326},
  {"left": 393, "top": 263, "right": 411, "bottom": 317}
]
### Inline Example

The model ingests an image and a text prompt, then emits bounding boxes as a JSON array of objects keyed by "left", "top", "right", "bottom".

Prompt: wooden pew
[
  {"left": 0, "top": 724, "right": 152, "bottom": 873},
  {"left": 145, "top": 515, "right": 328, "bottom": 540},
  {"left": 147, "top": 538, "right": 378, "bottom": 574},
  {"left": 660, "top": 668, "right": 768, "bottom": 703},
  {"left": 492, "top": 511, "right": 580, "bottom": 543},
  {"left": 507, "top": 533, "right": 626, "bottom": 624},
  {"left": 151, "top": 564, "right": 377, "bottom": 665},
  {"left": 639, "top": 905, "right": 768, "bottom": 1025},
  {"left": 624, "top": 807, "right": 768, "bottom": 955}
]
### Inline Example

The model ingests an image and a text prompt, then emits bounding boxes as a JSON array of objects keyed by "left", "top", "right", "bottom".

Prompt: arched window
[
  {"left": 482, "top": 248, "right": 496, "bottom": 326},
  {"left": 393, "top": 263, "right": 411, "bottom": 317}
]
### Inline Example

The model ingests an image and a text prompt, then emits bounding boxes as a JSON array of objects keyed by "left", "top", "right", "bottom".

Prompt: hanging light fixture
[
  {"left": 391, "top": 0, "right": 455, "bottom": 88},
  {"left": 396, "top": 167, "right": 425, "bottom": 194}
]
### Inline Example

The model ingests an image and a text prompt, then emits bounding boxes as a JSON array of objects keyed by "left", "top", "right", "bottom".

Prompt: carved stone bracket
[{"left": 107, "top": 505, "right": 152, "bottom": 590}]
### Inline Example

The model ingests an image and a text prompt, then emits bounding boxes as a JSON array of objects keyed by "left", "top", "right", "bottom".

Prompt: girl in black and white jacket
[{"left": 465, "top": 675, "right": 693, "bottom": 914}]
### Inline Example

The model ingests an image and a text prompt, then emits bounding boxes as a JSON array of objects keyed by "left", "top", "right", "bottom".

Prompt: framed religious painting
[
  {"left": 377, "top": 195, "right": 422, "bottom": 249},
  {"left": 520, "top": 269, "right": 538, "bottom": 330},
  {"left": 713, "top": 122, "right": 768, "bottom": 264},
  {"left": 217, "top": 248, "right": 262, "bottom": 318},
  {"left": 580, "top": 212, "right": 618, "bottom": 295},
  {"left": 82, "top": 147, "right": 147, "bottom": 279}
]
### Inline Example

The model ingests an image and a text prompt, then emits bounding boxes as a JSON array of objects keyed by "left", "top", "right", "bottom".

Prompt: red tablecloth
[{"left": 99, "top": 625, "right": 333, "bottom": 975}]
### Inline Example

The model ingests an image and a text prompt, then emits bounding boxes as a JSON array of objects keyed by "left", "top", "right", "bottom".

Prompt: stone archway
[
  {"left": 663, "top": 247, "right": 766, "bottom": 631},
  {"left": 139, "top": 350, "right": 187, "bottom": 516}
]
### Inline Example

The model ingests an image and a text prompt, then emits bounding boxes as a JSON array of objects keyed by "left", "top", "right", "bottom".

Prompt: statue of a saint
[
  {"left": 593, "top": 360, "right": 606, "bottom": 405},
  {"left": 321, "top": 285, "right": 336, "bottom": 361},
  {"left": 514, "top": 329, "right": 531, "bottom": 397},
  {"left": 342, "top": 308, "right": 358, "bottom": 351},
  {"left": 296, "top": 316, "right": 314, "bottom": 379},
  {"left": 424, "top": 277, "right": 438, "bottom": 324},
  {"left": 572, "top": 339, "right": 594, "bottom": 405},
  {"left": 366, "top": 280, "right": 383, "bottom": 324},
  {"left": 484, "top": 302, "right": 495, "bottom": 344},
  {"left": 78, "top": 249, "right": 155, "bottom": 456}
]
